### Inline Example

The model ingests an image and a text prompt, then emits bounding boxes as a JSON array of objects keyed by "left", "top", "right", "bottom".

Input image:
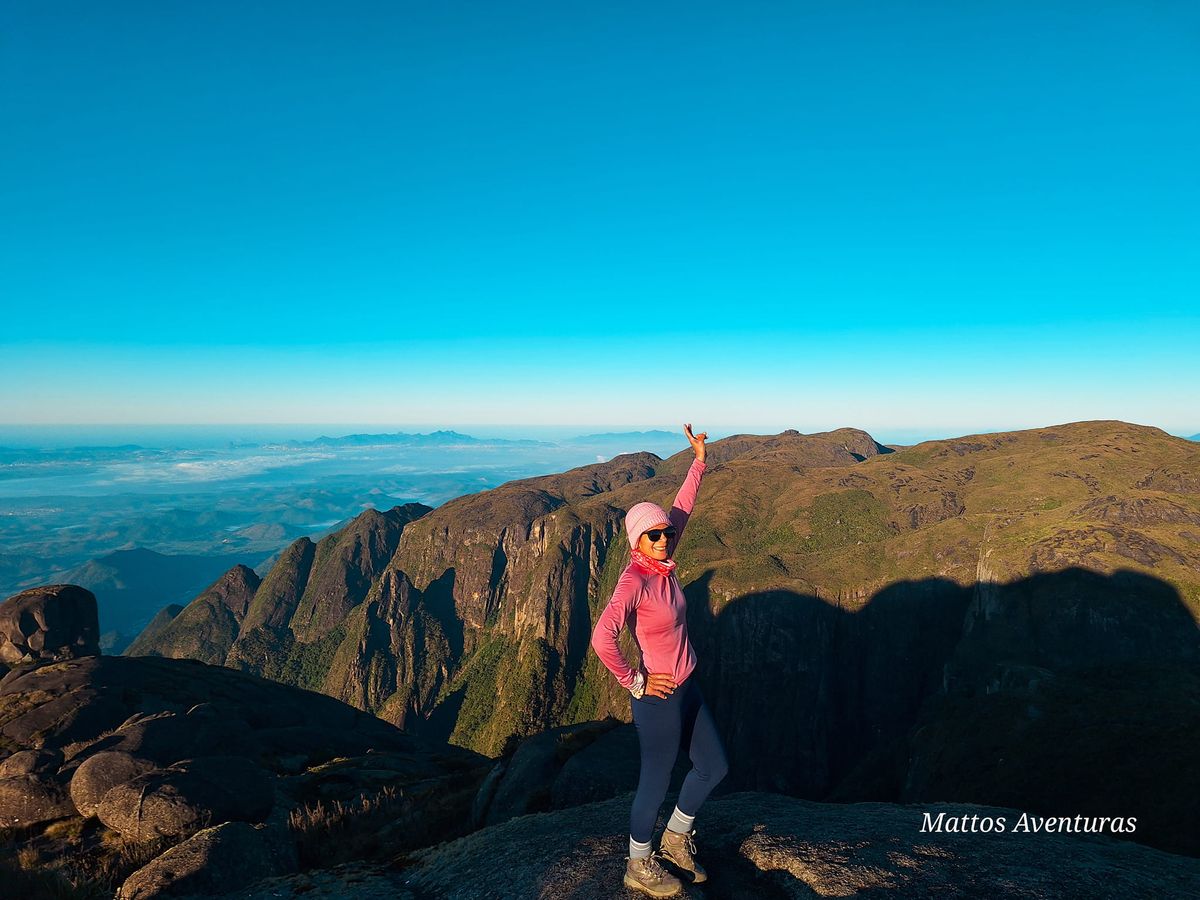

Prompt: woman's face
[{"left": 637, "top": 522, "right": 674, "bottom": 561}]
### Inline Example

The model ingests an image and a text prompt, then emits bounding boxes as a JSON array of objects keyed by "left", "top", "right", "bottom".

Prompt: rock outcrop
[
  {"left": 119, "top": 821, "right": 297, "bottom": 900},
  {"left": 0, "top": 584, "right": 99, "bottom": 669},
  {"left": 212, "top": 792, "right": 1200, "bottom": 899},
  {"left": 69, "top": 750, "right": 156, "bottom": 818},
  {"left": 0, "top": 653, "right": 490, "bottom": 896},
  {"left": 0, "top": 772, "right": 75, "bottom": 827},
  {"left": 132, "top": 505, "right": 433, "bottom": 691},
  {"left": 97, "top": 755, "right": 274, "bottom": 840},
  {"left": 472, "top": 719, "right": 694, "bottom": 827}
]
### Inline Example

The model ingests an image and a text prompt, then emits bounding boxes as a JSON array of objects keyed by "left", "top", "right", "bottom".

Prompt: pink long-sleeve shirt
[{"left": 591, "top": 458, "right": 707, "bottom": 691}]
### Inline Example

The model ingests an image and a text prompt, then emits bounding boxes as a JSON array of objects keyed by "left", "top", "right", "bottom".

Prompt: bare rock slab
[
  {"left": 118, "top": 821, "right": 296, "bottom": 899},
  {"left": 405, "top": 792, "right": 1200, "bottom": 899}
]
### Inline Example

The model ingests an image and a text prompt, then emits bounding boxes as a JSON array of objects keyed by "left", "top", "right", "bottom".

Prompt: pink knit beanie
[{"left": 625, "top": 501, "right": 671, "bottom": 549}]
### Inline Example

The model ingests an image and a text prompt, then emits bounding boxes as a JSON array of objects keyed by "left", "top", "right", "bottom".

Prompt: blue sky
[{"left": 3, "top": 2, "right": 1198, "bottom": 437}]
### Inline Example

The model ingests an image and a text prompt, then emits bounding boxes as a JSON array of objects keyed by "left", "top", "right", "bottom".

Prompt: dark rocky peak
[
  {"left": 384, "top": 501, "right": 435, "bottom": 521},
  {"left": 236, "top": 537, "right": 318, "bottom": 638},
  {"left": 123, "top": 567, "right": 261, "bottom": 665},
  {"left": 287, "top": 504, "right": 429, "bottom": 644},
  {"left": 342, "top": 502, "right": 433, "bottom": 536},
  {"left": 212, "top": 565, "right": 262, "bottom": 621},
  {"left": 0, "top": 584, "right": 100, "bottom": 672},
  {"left": 726, "top": 427, "right": 890, "bottom": 467},
  {"left": 127, "top": 604, "right": 184, "bottom": 650},
  {"left": 134, "top": 503, "right": 435, "bottom": 672},
  {"left": 536, "top": 452, "right": 662, "bottom": 499}
]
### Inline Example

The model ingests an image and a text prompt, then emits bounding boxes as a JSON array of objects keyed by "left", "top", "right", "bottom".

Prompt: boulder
[
  {"left": 0, "top": 748, "right": 64, "bottom": 777},
  {"left": 0, "top": 774, "right": 75, "bottom": 827},
  {"left": 470, "top": 760, "right": 506, "bottom": 828},
  {"left": 118, "top": 821, "right": 297, "bottom": 899},
  {"left": 0, "top": 584, "right": 99, "bottom": 666},
  {"left": 69, "top": 750, "right": 156, "bottom": 818},
  {"left": 477, "top": 720, "right": 616, "bottom": 826},
  {"left": 98, "top": 756, "right": 274, "bottom": 841}
]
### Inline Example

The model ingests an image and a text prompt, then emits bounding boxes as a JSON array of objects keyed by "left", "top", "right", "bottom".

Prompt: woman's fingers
[{"left": 646, "top": 673, "right": 676, "bottom": 696}]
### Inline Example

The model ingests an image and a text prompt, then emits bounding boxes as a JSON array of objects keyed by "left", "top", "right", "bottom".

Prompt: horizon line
[{"left": 1, "top": 419, "right": 1195, "bottom": 438}]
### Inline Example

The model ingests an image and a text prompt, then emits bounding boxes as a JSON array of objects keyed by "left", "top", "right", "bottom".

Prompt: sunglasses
[{"left": 644, "top": 527, "right": 677, "bottom": 542}]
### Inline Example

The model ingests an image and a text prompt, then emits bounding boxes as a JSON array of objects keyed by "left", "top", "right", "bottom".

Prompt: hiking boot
[
  {"left": 659, "top": 828, "right": 707, "bottom": 883},
  {"left": 624, "top": 852, "right": 682, "bottom": 898}
]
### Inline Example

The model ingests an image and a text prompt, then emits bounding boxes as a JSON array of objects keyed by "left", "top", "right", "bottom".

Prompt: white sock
[
  {"left": 629, "top": 835, "right": 653, "bottom": 860},
  {"left": 666, "top": 806, "right": 695, "bottom": 834}
]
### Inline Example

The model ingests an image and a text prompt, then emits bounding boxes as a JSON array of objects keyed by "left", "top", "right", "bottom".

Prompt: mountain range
[
  {"left": 290, "top": 429, "right": 546, "bottom": 448},
  {"left": 126, "top": 420, "right": 1200, "bottom": 856},
  {"left": 6, "top": 582, "right": 1195, "bottom": 896}
]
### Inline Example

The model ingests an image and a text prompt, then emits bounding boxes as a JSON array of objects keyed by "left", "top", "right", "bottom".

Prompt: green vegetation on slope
[
  {"left": 242, "top": 625, "right": 347, "bottom": 692},
  {"left": 445, "top": 637, "right": 509, "bottom": 752},
  {"left": 802, "top": 490, "right": 894, "bottom": 552}
]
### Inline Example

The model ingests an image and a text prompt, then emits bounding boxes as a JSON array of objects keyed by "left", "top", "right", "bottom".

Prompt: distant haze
[{"left": 2, "top": 423, "right": 1195, "bottom": 452}]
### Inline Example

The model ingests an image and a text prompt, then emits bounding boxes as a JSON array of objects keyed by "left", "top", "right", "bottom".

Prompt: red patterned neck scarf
[{"left": 631, "top": 549, "right": 676, "bottom": 577}]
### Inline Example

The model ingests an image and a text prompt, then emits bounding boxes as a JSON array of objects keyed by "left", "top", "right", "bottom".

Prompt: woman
[{"left": 590, "top": 423, "right": 729, "bottom": 898}]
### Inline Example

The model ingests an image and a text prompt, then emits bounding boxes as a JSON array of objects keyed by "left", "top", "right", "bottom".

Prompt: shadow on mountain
[
  {"left": 684, "top": 566, "right": 1200, "bottom": 857},
  {"left": 421, "top": 567, "right": 463, "bottom": 659},
  {"left": 419, "top": 682, "right": 468, "bottom": 744}
]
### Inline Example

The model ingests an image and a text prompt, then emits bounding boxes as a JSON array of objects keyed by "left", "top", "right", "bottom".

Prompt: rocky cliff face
[
  {"left": 128, "top": 421, "right": 1200, "bottom": 856},
  {"left": 132, "top": 504, "right": 431, "bottom": 685}
]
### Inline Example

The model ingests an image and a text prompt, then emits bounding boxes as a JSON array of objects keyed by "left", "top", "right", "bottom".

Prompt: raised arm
[
  {"left": 590, "top": 568, "right": 644, "bottom": 690},
  {"left": 668, "top": 423, "right": 708, "bottom": 540}
]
